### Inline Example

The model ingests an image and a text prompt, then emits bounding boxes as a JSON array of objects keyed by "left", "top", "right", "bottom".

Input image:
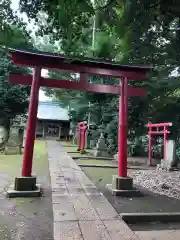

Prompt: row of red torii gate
[
  {"left": 7, "top": 48, "right": 155, "bottom": 197},
  {"left": 77, "top": 121, "right": 172, "bottom": 166}
]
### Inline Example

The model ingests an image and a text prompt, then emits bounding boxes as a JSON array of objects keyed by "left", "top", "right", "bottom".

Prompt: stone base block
[
  {"left": 80, "top": 150, "right": 87, "bottom": 154},
  {"left": 106, "top": 184, "right": 141, "bottom": 197},
  {"left": 106, "top": 175, "right": 141, "bottom": 197},
  {"left": 6, "top": 184, "right": 41, "bottom": 198},
  {"left": 14, "top": 176, "right": 37, "bottom": 191},
  {"left": 4, "top": 146, "right": 22, "bottom": 155},
  {"left": 112, "top": 175, "right": 133, "bottom": 190},
  {"left": 6, "top": 176, "right": 41, "bottom": 198}
]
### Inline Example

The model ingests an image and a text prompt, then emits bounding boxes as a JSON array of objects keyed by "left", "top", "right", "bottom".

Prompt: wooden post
[
  {"left": 21, "top": 67, "right": 41, "bottom": 177},
  {"left": 148, "top": 127, "right": 152, "bottom": 165},
  {"left": 164, "top": 126, "right": 166, "bottom": 160},
  {"left": 118, "top": 77, "right": 128, "bottom": 177},
  {"left": 81, "top": 126, "right": 87, "bottom": 153}
]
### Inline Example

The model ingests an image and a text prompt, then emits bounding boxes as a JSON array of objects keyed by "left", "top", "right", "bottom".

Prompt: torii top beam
[{"left": 8, "top": 48, "right": 152, "bottom": 79}]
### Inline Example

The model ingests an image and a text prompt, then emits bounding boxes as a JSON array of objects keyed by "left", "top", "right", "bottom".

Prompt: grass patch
[
  {"left": 0, "top": 140, "right": 48, "bottom": 184},
  {"left": 13, "top": 140, "right": 51, "bottom": 211},
  {"left": 63, "top": 146, "right": 78, "bottom": 152},
  {"left": 82, "top": 167, "right": 117, "bottom": 188},
  {"left": 77, "top": 159, "right": 113, "bottom": 165},
  {"left": 0, "top": 140, "right": 53, "bottom": 239},
  {"left": 59, "top": 141, "right": 74, "bottom": 146},
  {"left": 69, "top": 152, "right": 92, "bottom": 158}
]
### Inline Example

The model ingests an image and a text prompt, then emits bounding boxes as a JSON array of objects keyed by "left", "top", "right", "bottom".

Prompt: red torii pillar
[
  {"left": 76, "top": 122, "right": 87, "bottom": 153},
  {"left": 22, "top": 67, "right": 41, "bottom": 176},
  {"left": 77, "top": 122, "right": 85, "bottom": 151},
  {"left": 80, "top": 124, "right": 87, "bottom": 154},
  {"left": 118, "top": 77, "right": 128, "bottom": 177},
  {"left": 7, "top": 67, "right": 42, "bottom": 197}
]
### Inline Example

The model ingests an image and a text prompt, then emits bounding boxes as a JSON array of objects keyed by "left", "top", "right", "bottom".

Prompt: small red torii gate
[
  {"left": 7, "top": 48, "right": 151, "bottom": 197},
  {"left": 146, "top": 122, "right": 172, "bottom": 166}
]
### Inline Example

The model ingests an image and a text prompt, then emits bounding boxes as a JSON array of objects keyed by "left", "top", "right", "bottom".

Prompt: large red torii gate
[{"left": 7, "top": 48, "right": 151, "bottom": 197}]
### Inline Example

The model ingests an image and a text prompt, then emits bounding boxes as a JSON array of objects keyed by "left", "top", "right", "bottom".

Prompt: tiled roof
[{"left": 37, "top": 101, "right": 69, "bottom": 121}]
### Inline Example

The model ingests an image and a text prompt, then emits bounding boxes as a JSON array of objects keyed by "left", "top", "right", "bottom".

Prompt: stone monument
[
  {"left": 0, "top": 125, "right": 8, "bottom": 152},
  {"left": 23, "top": 127, "right": 26, "bottom": 148},
  {"left": 85, "top": 129, "right": 92, "bottom": 149},
  {"left": 156, "top": 140, "right": 176, "bottom": 171},
  {"left": 94, "top": 133, "right": 109, "bottom": 157},
  {"left": 4, "top": 126, "right": 24, "bottom": 155}
]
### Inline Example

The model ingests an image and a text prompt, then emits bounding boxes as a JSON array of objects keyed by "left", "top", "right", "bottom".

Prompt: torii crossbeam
[{"left": 7, "top": 48, "right": 152, "bottom": 197}]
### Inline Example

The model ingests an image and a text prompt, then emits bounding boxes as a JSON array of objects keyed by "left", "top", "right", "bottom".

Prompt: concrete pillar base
[
  {"left": 6, "top": 177, "right": 41, "bottom": 198},
  {"left": 106, "top": 175, "right": 141, "bottom": 197},
  {"left": 80, "top": 151, "right": 86, "bottom": 154},
  {"left": 112, "top": 175, "right": 133, "bottom": 190}
]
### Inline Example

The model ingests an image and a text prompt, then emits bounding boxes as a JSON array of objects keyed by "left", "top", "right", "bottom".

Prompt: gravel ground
[{"left": 129, "top": 169, "right": 180, "bottom": 200}]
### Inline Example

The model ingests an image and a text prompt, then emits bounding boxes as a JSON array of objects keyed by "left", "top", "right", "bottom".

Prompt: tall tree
[
  {"left": 18, "top": 0, "right": 180, "bottom": 148},
  {"left": 0, "top": 6, "right": 32, "bottom": 139}
]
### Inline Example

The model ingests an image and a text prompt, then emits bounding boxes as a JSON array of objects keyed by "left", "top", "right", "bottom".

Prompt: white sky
[
  {"left": 11, "top": 0, "right": 28, "bottom": 24},
  {"left": 39, "top": 70, "right": 51, "bottom": 101},
  {"left": 39, "top": 89, "right": 50, "bottom": 101}
]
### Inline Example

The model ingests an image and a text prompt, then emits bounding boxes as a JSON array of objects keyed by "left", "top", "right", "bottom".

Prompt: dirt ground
[{"left": 0, "top": 140, "right": 53, "bottom": 240}]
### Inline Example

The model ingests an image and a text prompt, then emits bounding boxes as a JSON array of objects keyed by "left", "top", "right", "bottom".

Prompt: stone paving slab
[
  {"left": 134, "top": 230, "right": 180, "bottom": 240},
  {"left": 47, "top": 140, "right": 139, "bottom": 240},
  {"left": 52, "top": 194, "right": 73, "bottom": 204},
  {"left": 53, "top": 203, "right": 77, "bottom": 221},
  {"left": 73, "top": 195, "right": 100, "bottom": 220},
  {"left": 88, "top": 195, "right": 120, "bottom": 220},
  {"left": 79, "top": 220, "right": 111, "bottom": 240},
  {"left": 54, "top": 221, "right": 83, "bottom": 240},
  {"left": 103, "top": 220, "right": 139, "bottom": 240}
]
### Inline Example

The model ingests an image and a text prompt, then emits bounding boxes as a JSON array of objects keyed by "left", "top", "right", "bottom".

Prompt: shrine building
[{"left": 35, "top": 101, "right": 70, "bottom": 139}]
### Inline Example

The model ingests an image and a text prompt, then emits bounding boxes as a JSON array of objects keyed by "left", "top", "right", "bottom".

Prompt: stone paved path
[{"left": 47, "top": 140, "right": 139, "bottom": 240}]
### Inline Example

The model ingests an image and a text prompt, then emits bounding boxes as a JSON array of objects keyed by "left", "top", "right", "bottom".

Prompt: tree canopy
[
  {"left": 0, "top": 2, "right": 32, "bottom": 127},
  {"left": 1, "top": 0, "right": 180, "bottom": 152}
]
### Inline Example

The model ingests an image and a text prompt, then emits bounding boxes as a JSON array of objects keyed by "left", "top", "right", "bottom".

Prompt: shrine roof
[
  {"left": 37, "top": 101, "right": 69, "bottom": 121},
  {"left": 8, "top": 48, "right": 152, "bottom": 78}
]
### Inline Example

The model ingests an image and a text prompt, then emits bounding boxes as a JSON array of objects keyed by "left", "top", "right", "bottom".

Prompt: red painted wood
[
  {"left": 146, "top": 123, "right": 172, "bottom": 127},
  {"left": 9, "top": 75, "right": 146, "bottom": 96},
  {"left": 118, "top": 77, "right": 128, "bottom": 177},
  {"left": 8, "top": 49, "right": 152, "bottom": 190},
  {"left": 146, "top": 122, "right": 172, "bottom": 164},
  {"left": 9, "top": 74, "right": 32, "bottom": 85},
  {"left": 10, "top": 52, "right": 149, "bottom": 79},
  {"left": 81, "top": 126, "right": 87, "bottom": 153},
  {"left": 148, "top": 131, "right": 170, "bottom": 134},
  {"left": 148, "top": 128, "right": 152, "bottom": 165},
  {"left": 21, "top": 67, "right": 41, "bottom": 176},
  {"left": 164, "top": 127, "right": 167, "bottom": 161},
  {"left": 77, "top": 122, "right": 84, "bottom": 151}
]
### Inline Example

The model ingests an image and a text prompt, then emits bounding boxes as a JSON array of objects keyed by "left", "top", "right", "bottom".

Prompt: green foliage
[
  {"left": 17, "top": 0, "right": 180, "bottom": 153},
  {"left": 0, "top": 22, "right": 32, "bottom": 127}
]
